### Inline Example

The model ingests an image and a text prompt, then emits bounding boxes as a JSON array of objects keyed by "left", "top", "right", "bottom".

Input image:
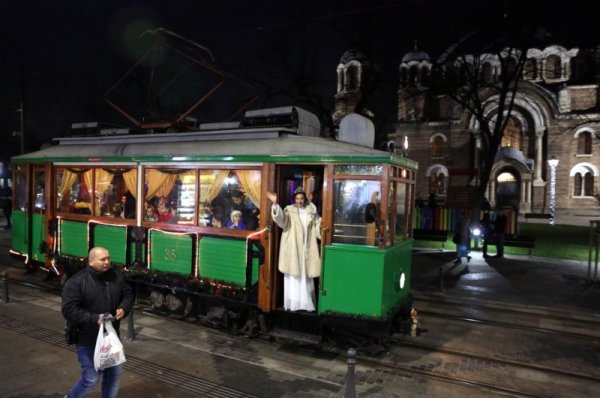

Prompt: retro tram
[{"left": 10, "top": 107, "right": 418, "bottom": 343}]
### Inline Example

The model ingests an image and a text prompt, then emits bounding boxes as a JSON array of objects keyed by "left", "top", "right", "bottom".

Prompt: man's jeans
[{"left": 66, "top": 344, "right": 123, "bottom": 398}]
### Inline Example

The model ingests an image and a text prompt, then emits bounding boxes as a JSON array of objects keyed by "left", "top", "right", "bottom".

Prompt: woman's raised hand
[{"left": 267, "top": 191, "right": 277, "bottom": 204}]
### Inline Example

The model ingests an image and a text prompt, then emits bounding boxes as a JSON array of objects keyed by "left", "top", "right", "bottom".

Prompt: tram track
[
  {"left": 388, "top": 338, "right": 600, "bottom": 383},
  {"left": 5, "top": 272, "right": 600, "bottom": 397},
  {"left": 351, "top": 337, "right": 600, "bottom": 398},
  {"left": 356, "top": 355, "right": 545, "bottom": 398},
  {"left": 414, "top": 295, "right": 600, "bottom": 340},
  {"left": 414, "top": 294, "right": 600, "bottom": 326}
]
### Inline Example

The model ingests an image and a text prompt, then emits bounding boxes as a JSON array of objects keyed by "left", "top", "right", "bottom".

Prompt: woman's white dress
[{"left": 283, "top": 207, "right": 316, "bottom": 311}]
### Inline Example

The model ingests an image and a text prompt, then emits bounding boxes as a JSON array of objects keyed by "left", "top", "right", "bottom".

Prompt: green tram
[{"left": 10, "top": 108, "right": 418, "bottom": 343}]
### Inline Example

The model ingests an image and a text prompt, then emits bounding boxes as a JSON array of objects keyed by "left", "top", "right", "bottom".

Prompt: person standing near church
[
  {"left": 494, "top": 210, "right": 508, "bottom": 258},
  {"left": 267, "top": 187, "right": 322, "bottom": 311},
  {"left": 62, "top": 247, "right": 134, "bottom": 398}
]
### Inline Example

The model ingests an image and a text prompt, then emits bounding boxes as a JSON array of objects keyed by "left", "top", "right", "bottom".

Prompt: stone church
[{"left": 334, "top": 43, "right": 600, "bottom": 225}]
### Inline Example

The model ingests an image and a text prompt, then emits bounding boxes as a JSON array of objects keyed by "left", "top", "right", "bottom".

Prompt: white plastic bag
[{"left": 93, "top": 320, "right": 126, "bottom": 371}]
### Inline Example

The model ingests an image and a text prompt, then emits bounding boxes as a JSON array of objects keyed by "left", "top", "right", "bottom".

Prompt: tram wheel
[
  {"left": 150, "top": 290, "right": 165, "bottom": 310},
  {"left": 165, "top": 293, "right": 183, "bottom": 312}
]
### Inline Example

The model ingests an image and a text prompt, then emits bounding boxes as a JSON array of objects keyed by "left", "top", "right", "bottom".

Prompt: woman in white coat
[{"left": 267, "top": 187, "right": 322, "bottom": 311}]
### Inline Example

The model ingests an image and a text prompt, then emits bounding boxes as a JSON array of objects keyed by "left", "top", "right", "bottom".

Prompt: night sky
[{"left": 1, "top": 0, "right": 599, "bottom": 155}]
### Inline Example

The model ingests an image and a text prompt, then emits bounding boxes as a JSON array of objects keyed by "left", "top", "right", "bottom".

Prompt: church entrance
[{"left": 496, "top": 169, "right": 520, "bottom": 208}]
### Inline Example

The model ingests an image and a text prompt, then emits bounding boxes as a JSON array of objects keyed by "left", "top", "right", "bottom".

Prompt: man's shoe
[
  {"left": 453, "top": 259, "right": 461, "bottom": 264},
  {"left": 467, "top": 256, "right": 472, "bottom": 263}
]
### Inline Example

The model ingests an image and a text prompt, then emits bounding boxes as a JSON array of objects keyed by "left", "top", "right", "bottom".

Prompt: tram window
[
  {"left": 332, "top": 180, "right": 381, "bottom": 245},
  {"left": 198, "top": 169, "right": 261, "bottom": 230},
  {"left": 395, "top": 182, "right": 409, "bottom": 238},
  {"left": 145, "top": 169, "right": 196, "bottom": 225},
  {"left": 94, "top": 169, "right": 135, "bottom": 218},
  {"left": 14, "top": 169, "right": 26, "bottom": 211},
  {"left": 33, "top": 171, "right": 45, "bottom": 210},
  {"left": 56, "top": 169, "right": 91, "bottom": 214}
]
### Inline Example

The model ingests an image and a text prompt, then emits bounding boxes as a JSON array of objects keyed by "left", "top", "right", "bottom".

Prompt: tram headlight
[
  {"left": 399, "top": 272, "right": 406, "bottom": 290},
  {"left": 471, "top": 227, "right": 481, "bottom": 237}
]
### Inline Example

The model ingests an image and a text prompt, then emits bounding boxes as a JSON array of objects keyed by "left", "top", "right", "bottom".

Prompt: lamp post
[
  {"left": 547, "top": 156, "right": 559, "bottom": 226},
  {"left": 402, "top": 135, "right": 409, "bottom": 157},
  {"left": 13, "top": 103, "right": 25, "bottom": 154}
]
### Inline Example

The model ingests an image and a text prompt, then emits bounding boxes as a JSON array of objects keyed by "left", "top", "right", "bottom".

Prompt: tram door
[
  {"left": 273, "top": 165, "right": 324, "bottom": 308},
  {"left": 29, "top": 168, "right": 47, "bottom": 262}
]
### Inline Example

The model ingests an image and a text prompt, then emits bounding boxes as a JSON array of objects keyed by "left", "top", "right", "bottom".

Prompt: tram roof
[{"left": 13, "top": 129, "right": 417, "bottom": 169}]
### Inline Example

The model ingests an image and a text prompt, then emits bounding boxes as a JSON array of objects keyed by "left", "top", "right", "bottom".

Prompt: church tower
[
  {"left": 397, "top": 44, "right": 432, "bottom": 121},
  {"left": 332, "top": 49, "right": 373, "bottom": 126}
]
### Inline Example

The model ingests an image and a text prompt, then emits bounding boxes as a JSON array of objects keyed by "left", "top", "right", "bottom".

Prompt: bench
[
  {"left": 524, "top": 213, "right": 551, "bottom": 221},
  {"left": 413, "top": 229, "right": 448, "bottom": 248},
  {"left": 503, "top": 235, "right": 535, "bottom": 255}
]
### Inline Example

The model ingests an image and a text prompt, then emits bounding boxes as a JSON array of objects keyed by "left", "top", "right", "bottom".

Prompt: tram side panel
[
  {"left": 59, "top": 219, "right": 88, "bottom": 258},
  {"left": 10, "top": 212, "right": 46, "bottom": 263},
  {"left": 91, "top": 223, "right": 129, "bottom": 265},
  {"left": 148, "top": 230, "right": 195, "bottom": 275},
  {"left": 318, "top": 239, "right": 413, "bottom": 318},
  {"left": 11, "top": 210, "right": 28, "bottom": 255}
]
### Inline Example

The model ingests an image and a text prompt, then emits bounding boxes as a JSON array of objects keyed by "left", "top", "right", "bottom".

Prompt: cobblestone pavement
[{"left": 1, "top": 225, "right": 600, "bottom": 397}]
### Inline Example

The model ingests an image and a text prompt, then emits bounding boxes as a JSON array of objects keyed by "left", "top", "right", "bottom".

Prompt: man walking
[{"left": 62, "top": 247, "right": 135, "bottom": 398}]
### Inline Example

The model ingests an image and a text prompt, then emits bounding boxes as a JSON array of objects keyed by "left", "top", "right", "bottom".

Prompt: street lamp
[
  {"left": 547, "top": 156, "right": 559, "bottom": 226},
  {"left": 402, "top": 135, "right": 409, "bottom": 156}
]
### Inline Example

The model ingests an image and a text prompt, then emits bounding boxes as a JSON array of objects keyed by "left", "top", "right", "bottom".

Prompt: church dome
[
  {"left": 401, "top": 47, "right": 430, "bottom": 64},
  {"left": 339, "top": 49, "right": 369, "bottom": 64}
]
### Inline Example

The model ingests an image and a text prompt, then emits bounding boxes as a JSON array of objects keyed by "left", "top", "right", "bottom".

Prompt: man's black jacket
[{"left": 62, "top": 266, "right": 134, "bottom": 347}]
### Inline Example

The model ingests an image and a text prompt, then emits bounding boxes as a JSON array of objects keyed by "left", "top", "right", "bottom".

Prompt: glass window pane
[
  {"left": 334, "top": 165, "right": 383, "bottom": 176},
  {"left": 56, "top": 169, "right": 91, "bottom": 215},
  {"left": 395, "top": 182, "right": 409, "bottom": 237},
  {"left": 333, "top": 179, "right": 381, "bottom": 245},
  {"left": 15, "top": 171, "right": 26, "bottom": 211},
  {"left": 175, "top": 171, "right": 196, "bottom": 224},
  {"left": 33, "top": 171, "right": 45, "bottom": 210},
  {"left": 96, "top": 169, "right": 134, "bottom": 218},
  {"left": 145, "top": 169, "right": 196, "bottom": 225},
  {"left": 199, "top": 170, "right": 261, "bottom": 230}
]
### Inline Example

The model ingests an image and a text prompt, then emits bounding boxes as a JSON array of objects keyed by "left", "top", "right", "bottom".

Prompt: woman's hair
[
  {"left": 294, "top": 191, "right": 307, "bottom": 201},
  {"left": 293, "top": 186, "right": 307, "bottom": 201}
]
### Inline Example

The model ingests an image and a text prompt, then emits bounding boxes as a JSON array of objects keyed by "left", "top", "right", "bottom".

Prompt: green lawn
[{"left": 412, "top": 223, "right": 593, "bottom": 261}]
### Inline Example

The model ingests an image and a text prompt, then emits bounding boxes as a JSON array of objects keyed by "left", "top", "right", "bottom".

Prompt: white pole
[{"left": 548, "top": 157, "right": 559, "bottom": 226}]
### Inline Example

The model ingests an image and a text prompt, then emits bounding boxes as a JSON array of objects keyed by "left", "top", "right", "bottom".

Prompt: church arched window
[
  {"left": 524, "top": 58, "right": 537, "bottom": 79},
  {"left": 459, "top": 63, "right": 470, "bottom": 85},
  {"left": 501, "top": 118, "right": 522, "bottom": 150},
  {"left": 431, "top": 135, "right": 445, "bottom": 157},
  {"left": 408, "top": 65, "right": 419, "bottom": 86},
  {"left": 545, "top": 55, "right": 562, "bottom": 79},
  {"left": 429, "top": 173, "right": 446, "bottom": 196},
  {"left": 426, "top": 164, "right": 448, "bottom": 196},
  {"left": 346, "top": 64, "right": 359, "bottom": 90},
  {"left": 421, "top": 67, "right": 430, "bottom": 87},
  {"left": 481, "top": 62, "right": 493, "bottom": 83},
  {"left": 577, "top": 131, "right": 592, "bottom": 155},
  {"left": 504, "top": 57, "right": 517, "bottom": 79},
  {"left": 574, "top": 173, "right": 582, "bottom": 196},
  {"left": 571, "top": 163, "right": 597, "bottom": 197},
  {"left": 399, "top": 67, "right": 408, "bottom": 86},
  {"left": 584, "top": 173, "right": 594, "bottom": 196}
]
